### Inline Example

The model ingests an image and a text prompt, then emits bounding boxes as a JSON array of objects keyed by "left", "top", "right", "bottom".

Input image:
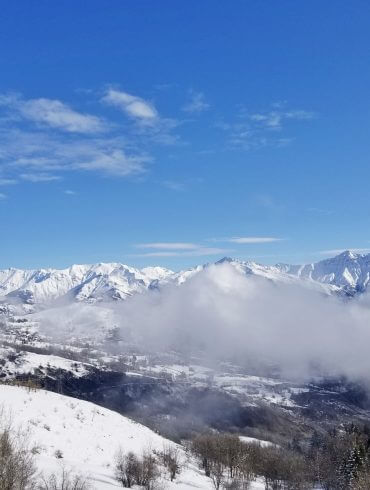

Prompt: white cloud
[
  {"left": 134, "top": 247, "right": 232, "bottom": 257},
  {"left": 136, "top": 242, "right": 199, "bottom": 250},
  {"left": 250, "top": 110, "right": 315, "bottom": 130},
  {"left": 0, "top": 89, "right": 181, "bottom": 183},
  {"left": 110, "top": 263, "right": 370, "bottom": 381},
  {"left": 102, "top": 88, "right": 158, "bottom": 121},
  {"left": 64, "top": 190, "right": 77, "bottom": 195},
  {"left": 0, "top": 94, "right": 106, "bottom": 133},
  {"left": 20, "top": 172, "right": 62, "bottom": 182},
  {"left": 217, "top": 105, "right": 315, "bottom": 149},
  {"left": 0, "top": 192, "right": 6, "bottom": 199},
  {"left": 227, "top": 237, "right": 284, "bottom": 244},
  {"left": 182, "top": 91, "right": 210, "bottom": 114},
  {"left": 250, "top": 112, "right": 283, "bottom": 129},
  {"left": 134, "top": 241, "right": 232, "bottom": 257},
  {"left": 0, "top": 129, "right": 151, "bottom": 178}
]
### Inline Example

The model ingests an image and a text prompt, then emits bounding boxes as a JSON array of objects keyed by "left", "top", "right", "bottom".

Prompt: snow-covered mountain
[
  {"left": 1, "top": 250, "right": 369, "bottom": 305},
  {"left": 0, "top": 263, "right": 173, "bottom": 304},
  {"left": 277, "top": 250, "right": 370, "bottom": 294}
]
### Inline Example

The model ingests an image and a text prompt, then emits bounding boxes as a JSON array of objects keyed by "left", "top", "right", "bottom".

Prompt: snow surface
[
  {"left": 0, "top": 385, "right": 267, "bottom": 489},
  {"left": 0, "top": 385, "right": 213, "bottom": 489}
]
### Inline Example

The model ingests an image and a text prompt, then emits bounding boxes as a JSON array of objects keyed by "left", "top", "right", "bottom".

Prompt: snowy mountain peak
[
  {"left": 1, "top": 251, "right": 370, "bottom": 306},
  {"left": 276, "top": 251, "right": 370, "bottom": 292},
  {"left": 216, "top": 256, "right": 234, "bottom": 264}
]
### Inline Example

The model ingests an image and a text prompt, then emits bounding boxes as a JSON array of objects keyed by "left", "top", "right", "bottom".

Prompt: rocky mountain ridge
[{"left": 0, "top": 250, "right": 368, "bottom": 304}]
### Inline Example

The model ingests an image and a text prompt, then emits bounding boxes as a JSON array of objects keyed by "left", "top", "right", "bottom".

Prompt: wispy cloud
[
  {"left": 0, "top": 128, "right": 151, "bottom": 178},
  {"left": 0, "top": 178, "right": 17, "bottom": 185},
  {"left": 249, "top": 110, "right": 314, "bottom": 130},
  {"left": 101, "top": 88, "right": 180, "bottom": 145},
  {"left": 102, "top": 88, "right": 158, "bottom": 122},
  {"left": 216, "top": 104, "right": 315, "bottom": 150},
  {"left": 0, "top": 192, "right": 7, "bottom": 200},
  {"left": 64, "top": 189, "right": 77, "bottom": 195},
  {"left": 226, "top": 237, "right": 284, "bottom": 244},
  {"left": 0, "top": 93, "right": 106, "bottom": 133},
  {"left": 182, "top": 91, "right": 210, "bottom": 114},
  {"left": 0, "top": 89, "right": 183, "bottom": 183},
  {"left": 134, "top": 247, "right": 232, "bottom": 257},
  {"left": 134, "top": 241, "right": 232, "bottom": 257},
  {"left": 20, "top": 172, "right": 62, "bottom": 182},
  {"left": 136, "top": 242, "right": 199, "bottom": 250}
]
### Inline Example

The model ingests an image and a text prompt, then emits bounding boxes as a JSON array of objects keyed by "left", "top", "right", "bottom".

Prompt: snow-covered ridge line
[
  {"left": 0, "top": 262, "right": 174, "bottom": 304},
  {"left": 276, "top": 250, "right": 370, "bottom": 291},
  {"left": 0, "top": 250, "right": 369, "bottom": 305}
]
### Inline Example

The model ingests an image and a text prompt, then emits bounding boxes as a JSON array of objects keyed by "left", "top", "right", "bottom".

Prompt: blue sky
[{"left": 1, "top": 1, "right": 370, "bottom": 270}]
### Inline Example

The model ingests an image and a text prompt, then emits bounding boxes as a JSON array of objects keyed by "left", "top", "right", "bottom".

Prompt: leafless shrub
[
  {"left": 38, "top": 467, "right": 90, "bottom": 490},
  {"left": 114, "top": 449, "right": 159, "bottom": 489},
  {"left": 158, "top": 444, "right": 182, "bottom": 481},
  {"left": 0, "top": 426, "right": 36, "bottom": 489}
]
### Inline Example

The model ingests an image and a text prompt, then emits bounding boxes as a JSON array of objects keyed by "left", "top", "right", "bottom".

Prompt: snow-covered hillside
[
  {"left": 0, "top": 384, "right": 212, "bottom": 489},
  {"left": 1, "top": 250, "right": 369, "bottom": 306},
  {"left": 0, "top": 385, "right": 267, "bottom": 489}
]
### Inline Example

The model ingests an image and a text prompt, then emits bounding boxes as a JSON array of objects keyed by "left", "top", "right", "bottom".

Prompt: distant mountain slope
[
  {"left": 277, "top": 250, "right": 370, "bottom": 293},
  {"left": 0, "top": 250, "right": 369, "bottom": 305},
  {"left": 0, "top": 263, "right": 173, "bottom": 304}
]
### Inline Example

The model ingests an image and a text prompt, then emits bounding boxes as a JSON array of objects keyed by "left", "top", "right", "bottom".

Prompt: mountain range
[{"left": 0, "top": 250, "right": 369, "bottom": 305}]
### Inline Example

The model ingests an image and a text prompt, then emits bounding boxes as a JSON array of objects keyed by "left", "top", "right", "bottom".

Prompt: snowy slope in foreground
[
  {"left": 0, "top": 385, "right": 212, "bottom": 489},
  {"left": 0, "top": 385, "right": 266, "bottom": 489}
]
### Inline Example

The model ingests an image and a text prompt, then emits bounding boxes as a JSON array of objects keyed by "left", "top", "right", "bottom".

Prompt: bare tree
[
  {"left": 114, "top": 449, "right": 159, "bottom": 490},
  {"left": 209, "top": 460, "right": 225, "bottom": 490},
  {"left": 38, "top": 467, "right": 90, "bottom": 490},
  {"left": 159, "top": 444, "right": 182, "bottom": 481},
  {"left": 0, "top": 427, "right": 36, "bottom": 489},
  {"left": 115, "top": 450, "right": 139, "bottom": 488}
]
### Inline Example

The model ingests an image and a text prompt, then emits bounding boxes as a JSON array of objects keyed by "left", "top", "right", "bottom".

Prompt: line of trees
[{"left": 189, "top": 424, "right": 370, "bottom": 489}]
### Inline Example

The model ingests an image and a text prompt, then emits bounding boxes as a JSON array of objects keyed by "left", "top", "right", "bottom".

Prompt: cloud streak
[
  {"left": 0, "top": 94, "right": 106, "bottom": 133},
  {"left": 102, "top": 88, "right": 158, "bottom": 122},
  {"left": 20, "top": 172, "right": 62, "bottom": 182},
  {"left": 250, "top": 110, "right": 314, "bottom": 130},
  {"left": 226, "top": 237, "right": 284, "bottom": 244},
  {"left": 136, "top": 242, "right": 200, "bottom": 250},
  {"left": 133, "top": 243, "right": 232, "bottom": 257}
]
